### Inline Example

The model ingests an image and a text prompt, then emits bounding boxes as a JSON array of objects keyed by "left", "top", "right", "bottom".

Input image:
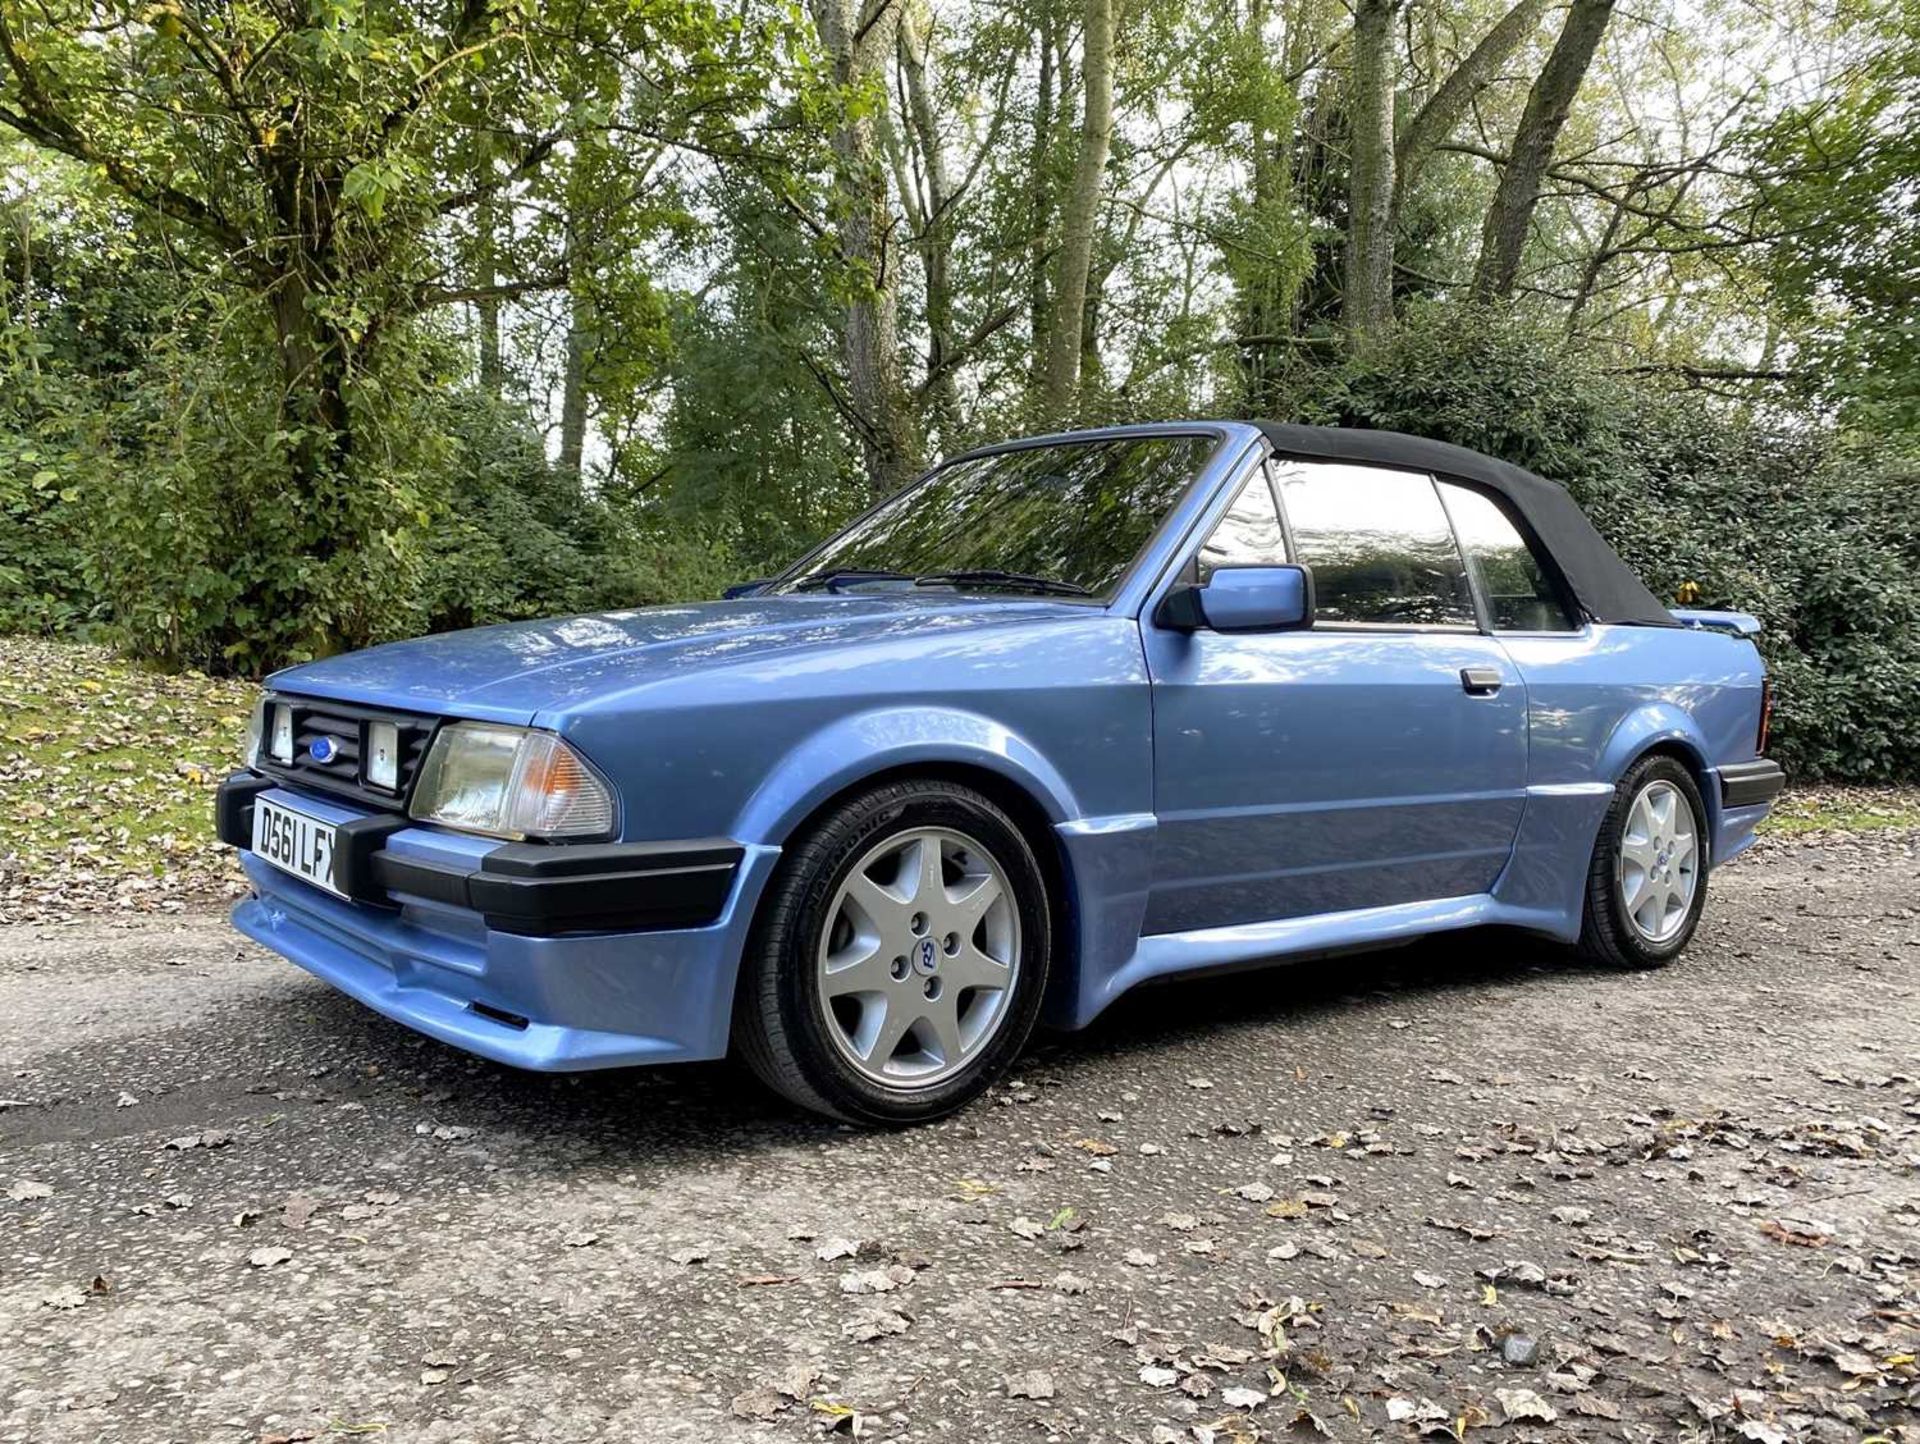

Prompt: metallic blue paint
[
  {"left": 1192, "top": 565, "right": 1312, "bottom": 631},
  {"left": 233, "top": 422, "right": 1776, "bottom": 1070},
  {"left": 231, "top": 789, "right": 780, "bottom": 1068}
]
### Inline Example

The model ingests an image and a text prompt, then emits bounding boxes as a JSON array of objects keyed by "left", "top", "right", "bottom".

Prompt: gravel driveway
[{"left": 3, "top": 832, "right": 1916, "bottom": 1444}]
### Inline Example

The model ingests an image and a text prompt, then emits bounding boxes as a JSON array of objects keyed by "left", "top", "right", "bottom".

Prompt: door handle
[{"left": 1460, "top": 666, "right": 1504, "bottom": 696}]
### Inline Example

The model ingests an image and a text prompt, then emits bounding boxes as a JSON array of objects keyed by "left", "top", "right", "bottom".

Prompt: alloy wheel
[
  {"left": 815, "top": 826, "right": 1021, "bottom": 1088},
  {"left": 1615, "top": 779, "right": 1700, "bottom": 944}
]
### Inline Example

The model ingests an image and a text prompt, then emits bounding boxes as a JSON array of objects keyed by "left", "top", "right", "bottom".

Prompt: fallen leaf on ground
[
  {"left": 1496, "top": 1387, "right": 1557, "bottom": 1424},
  {"left": 843, "top": 1308, "right": 911, "bottom": 1342},
  {"left": 839, "top": 1265, "right": 915, "bottom": 1294},
  {"left": 730, "top": 1386, "right": 788, "bottom": 1420},
  {"left": 1758, "top": 1218, "right": 1829, "bottom": 1248}
]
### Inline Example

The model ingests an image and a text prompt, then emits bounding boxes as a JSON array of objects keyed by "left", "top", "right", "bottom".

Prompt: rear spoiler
[{"left": 1669, "top": 608, "right": 1763, "bottom": 637}]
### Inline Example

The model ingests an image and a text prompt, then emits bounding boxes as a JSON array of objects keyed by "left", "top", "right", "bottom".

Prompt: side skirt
[{"left": 1074, "top": 892, "right": 1570, "bottom": 1029}]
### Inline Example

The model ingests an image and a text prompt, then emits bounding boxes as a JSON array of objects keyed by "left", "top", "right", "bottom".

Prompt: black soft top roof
[{"left": 1255, "top": 422, "right": 1676, "bottom": 627}]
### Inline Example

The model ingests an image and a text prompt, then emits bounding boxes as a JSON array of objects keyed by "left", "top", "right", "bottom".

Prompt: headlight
[
  {"left": 244, "top": 702, "right": 264, "bottom": 768},
  {"left": 408, "top": 724, "right": 615, "bottom": 840}
]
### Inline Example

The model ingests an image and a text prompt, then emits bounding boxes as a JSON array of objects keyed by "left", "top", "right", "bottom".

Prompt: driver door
[{"left": 1142, "top": 457, "right": 1529, "bottom": 934}]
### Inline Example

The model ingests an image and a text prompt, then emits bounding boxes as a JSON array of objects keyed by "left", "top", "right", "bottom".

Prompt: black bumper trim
[
  {"left": 216, "top": 771, "right": 276, "bottom": 847},
  {"left": 1720, "top": 759, "right": 1786, "bottom": 808},
  {"left": 217, "top": 771, "right": 742, "bottom": 936}
]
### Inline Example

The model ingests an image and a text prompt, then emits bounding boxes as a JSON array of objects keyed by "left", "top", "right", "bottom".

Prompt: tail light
[{"left": 1756, "top": 679, "right": 1773, "bottom": 756}]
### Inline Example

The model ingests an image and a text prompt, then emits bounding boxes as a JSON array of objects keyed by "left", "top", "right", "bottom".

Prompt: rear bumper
[
  {"left": 1718, "top": 759, "right": 1786, "bottom": 809},
  {"left": 218, "top": 772, "right": 780, "bottom": 1070}
]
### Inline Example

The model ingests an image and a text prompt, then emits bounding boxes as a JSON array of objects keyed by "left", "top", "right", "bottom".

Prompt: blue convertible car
[{"left": 217, "top": 423, "right": 1783, "bottom": 1122}]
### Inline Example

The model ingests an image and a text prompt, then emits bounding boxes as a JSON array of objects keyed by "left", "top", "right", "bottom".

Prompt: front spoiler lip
[{"left": 216, "top": 770, "right": 741, "bottom": 936}]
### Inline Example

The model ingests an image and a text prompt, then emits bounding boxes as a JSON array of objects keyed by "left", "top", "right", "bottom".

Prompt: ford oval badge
[{"left": 309, "top": 735, "right": 339, "bottom": 764}]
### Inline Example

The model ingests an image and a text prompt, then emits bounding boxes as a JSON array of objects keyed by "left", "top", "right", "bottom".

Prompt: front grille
[{"left": 258, "top": 694, "right": 440, "bottom": 811}]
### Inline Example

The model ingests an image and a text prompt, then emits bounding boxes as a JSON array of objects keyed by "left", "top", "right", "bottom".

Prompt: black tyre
[
  {"left": 733, "top": 778, "right": 1052, "bottom": 1124},
  {"left": 1576, "top": 753, "right": 1709, "bottom": 969}
]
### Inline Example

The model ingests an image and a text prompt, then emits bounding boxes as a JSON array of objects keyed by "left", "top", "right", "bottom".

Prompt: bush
[
  {"left": 420, "top": 392, "right": 740, "bottom": 632},
  {"left": 76, "top": 319, "right": 443, "bottom": 675},
  {"left": 0, "top": 369, "right": 98, "bottom": 636},
  {"left": 1286, "top": 303, "right": 1920, "bottom": 780}
]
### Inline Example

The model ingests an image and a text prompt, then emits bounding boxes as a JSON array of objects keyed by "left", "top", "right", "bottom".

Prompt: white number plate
[{"left": 250, "top": 798, "right": 345, "bottom": 899}]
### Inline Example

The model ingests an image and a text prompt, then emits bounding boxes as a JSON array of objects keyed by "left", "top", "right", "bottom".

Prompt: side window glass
[
  {"left": 1272, "top": 461, "right": 1475, "bottom": 627},
  {"left": 1196, "top": 467, "right": 1288, "bottom": 581},
  {"left": 1439, "top": 482, "right": 1577, "bottom": 632}
]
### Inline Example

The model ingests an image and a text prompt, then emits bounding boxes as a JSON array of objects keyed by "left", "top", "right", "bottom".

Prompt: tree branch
[
  {"left": 409, "top": 271, "right": 568, "bottom": 311},
  {"left": 1602, "top": 362, "right": 1802, "bottom": 384}
]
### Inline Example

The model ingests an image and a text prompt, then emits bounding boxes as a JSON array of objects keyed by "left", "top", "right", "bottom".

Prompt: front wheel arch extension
[{"left": 746, "top": 760, "right": 1079, "bottom": 1035}]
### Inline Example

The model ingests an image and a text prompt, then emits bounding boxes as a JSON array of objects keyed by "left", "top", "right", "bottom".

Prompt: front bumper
[
  {"left": 217, "top": 772, "right": 740, "bottom": 936},
  {"left": 218, "top": 771, "right": 779, "bottom": 1070}
]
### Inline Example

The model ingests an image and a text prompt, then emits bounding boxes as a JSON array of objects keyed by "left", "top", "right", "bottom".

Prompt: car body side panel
[
  {"left": 1490, "top": 623, "right": 1769, "bottom": 928},
  {"left": 1140, "top": 627, "right": 1530, "bottom": 931},
  {"left": 544, "top": 613, "right": 1155, "bottom": 848}
]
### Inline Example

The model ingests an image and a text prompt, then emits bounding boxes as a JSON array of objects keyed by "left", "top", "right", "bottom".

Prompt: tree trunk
[
  {"left": 1342, "top": 0, "right": 1401, "bottom": 350},
  {"left": 558, "top": 297, "right": 589, "bottom": 482},
  {"left": 812, "top": 0, "right": 918, "bottom": 499},
  {"left": 1239, "top": 0, "right": 1321, "bottom": 405},
  {"left": 1471, "top": 0, "right": 1616, "bottom": 301},
  {"left": 1039, "top": 0, "right": 1114, "bottom": 421},
  {"left": 475, "top": 195, "right": 503, "bottom": 398},
  {"left": 1026, "top": 8, "right": 1058, "bottom": 386},
  {"left": 898, "top": 4, "right": 961, "bottom": 444},
  {"left": 1393, "top": 0, "right": 1548, "bottom": 205}
]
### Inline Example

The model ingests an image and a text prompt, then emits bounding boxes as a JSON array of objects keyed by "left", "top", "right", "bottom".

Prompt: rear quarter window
[{"left": 1438, "top": 482, "right": 1578, "bottom": 633}]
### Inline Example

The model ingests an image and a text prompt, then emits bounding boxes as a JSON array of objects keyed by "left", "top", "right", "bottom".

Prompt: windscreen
[{"left": 769, "top": 434, "right": 1217, "bottom": 599}]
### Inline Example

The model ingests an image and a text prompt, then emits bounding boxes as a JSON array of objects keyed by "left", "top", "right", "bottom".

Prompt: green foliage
[
  {"left": 652, "top": 189, "right": 869, "bottom": 581},
  {"left": 1291, "top": 303, "right": 1920, "bottom": 780},
  {"left": 421, "top": 390, "right": 736, "bottom": 631},
  {"left": 1744, "top": 3, "right": 1920, "bottom": 434},
  {"left": 1, "top": 0, "right": 1916, "bottom": 788},
  {"left": 0, "top": 385, "right": 95, "bottom": 636},
  {"left": 76, "top": 307, "right": 447, "bottom": 673}
]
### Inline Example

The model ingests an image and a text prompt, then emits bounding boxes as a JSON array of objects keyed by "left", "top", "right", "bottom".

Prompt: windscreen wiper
[
  {"left": 790, "top": 568, "right": 915, "bottom": 592},
  {"left": 913, "top": 569, "right": 1094, "bottom": 597}
]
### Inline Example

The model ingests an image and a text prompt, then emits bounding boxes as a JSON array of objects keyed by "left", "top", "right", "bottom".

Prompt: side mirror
[
  {"left": 722, "top": 579, "right": 770, "bottom": 600},
  {"left": 1157, "top": 564, "right": 1315, "bottom": 633}
]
